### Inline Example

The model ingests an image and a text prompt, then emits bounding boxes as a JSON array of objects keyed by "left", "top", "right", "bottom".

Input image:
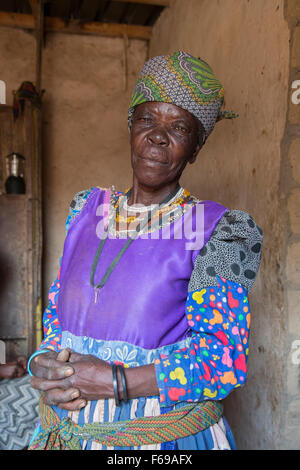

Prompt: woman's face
[{"left": 130, "top": 102, "right": 202, "bottom": 189}]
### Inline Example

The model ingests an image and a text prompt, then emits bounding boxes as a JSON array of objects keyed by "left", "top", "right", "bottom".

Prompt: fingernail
[
  {"left": 64, "top": 367, "right": 73, "bottom": 377},
  {"left": 79, "top": 401, "right": 86, "bottom": 408},
  {"left": 71, "top": 391, "right": 80, "bottom": 399}
]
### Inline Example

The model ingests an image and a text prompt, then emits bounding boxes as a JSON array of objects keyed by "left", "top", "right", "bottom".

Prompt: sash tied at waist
[{"left": 29, "top": 394, "right": 224, "bottom": 450}]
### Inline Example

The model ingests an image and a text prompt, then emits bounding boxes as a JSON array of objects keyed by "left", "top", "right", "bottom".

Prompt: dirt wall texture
[{"left": 281, "top": 0, "right": 300, "bottom": 450}]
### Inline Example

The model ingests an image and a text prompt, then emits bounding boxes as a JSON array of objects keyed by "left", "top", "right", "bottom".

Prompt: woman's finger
[
  {"left": 57, "top": 348, "right": 72, "bottom": 362},
  {"left": 43, "top": 387, "right": 85, "bottom": 407},
  {"left": 30, "top": 375, "right": 73, "bottom": 392},
  {"left": 33, "top": 355, "right": 74, "bottom": 380},
  {"left": 68, "top": 351, "right": 83, "bottom": 362},
  {"left": 56, "top": 398, "right": 87, "bottom": 411}
]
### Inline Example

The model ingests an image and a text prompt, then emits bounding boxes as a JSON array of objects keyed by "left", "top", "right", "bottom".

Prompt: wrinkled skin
[
  {"left": 30, "top": 348, "right": 159, "bottom": 410},
  {"left": 128, "top": 102, "right": 202, "bottom": 205},
  {"left": 30, "top": 102, "right": 203, "bottom": 410},
  {"left": 30, "top": 349, "right": 112, "bottom": 410}
]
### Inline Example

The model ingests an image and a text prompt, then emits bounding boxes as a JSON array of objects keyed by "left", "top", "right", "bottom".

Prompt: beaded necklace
[{"left": 90, "top": 184, "right": 181, "bottom": 303}]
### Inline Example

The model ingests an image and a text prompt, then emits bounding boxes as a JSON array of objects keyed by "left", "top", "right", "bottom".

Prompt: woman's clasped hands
[{"left": 30, "top": 348, "right": 113, "bottom": 411}]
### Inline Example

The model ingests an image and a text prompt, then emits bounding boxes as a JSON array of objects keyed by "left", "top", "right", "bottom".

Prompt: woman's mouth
[{"left": 136, "top": 152, "right": 168, "bottom": 166}]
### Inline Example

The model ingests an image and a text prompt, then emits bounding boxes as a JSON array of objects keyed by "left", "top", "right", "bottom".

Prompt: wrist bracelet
[
  {"left": 27, "top": 349, "right": 50, "bottom": 376},
  {"left": 117, "top": 365, "right": 128, "bottom": 403},
  {"left": 112, "top": 364, "right": 120, "bottom": 406}
]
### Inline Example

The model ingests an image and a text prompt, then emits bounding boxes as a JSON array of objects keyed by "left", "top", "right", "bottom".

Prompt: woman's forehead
[{"left": 135, "top": 101, "right": 198, "bottom": 123}]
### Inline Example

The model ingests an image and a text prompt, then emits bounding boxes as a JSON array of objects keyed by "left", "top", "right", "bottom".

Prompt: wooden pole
[
  {"left": 29, "top": 0, "right": 44, "bottom": 93},
  {"left": 29, "top": 1, "right": 44, "bottom": 349}
]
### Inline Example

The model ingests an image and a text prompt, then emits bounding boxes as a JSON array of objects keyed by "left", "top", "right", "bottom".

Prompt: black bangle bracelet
[
  {"left": 112, "top": 364, "right": 120, "bottom": 406},
  {"left": 117, "top": 365, "right": 128, "bottom": 403}
]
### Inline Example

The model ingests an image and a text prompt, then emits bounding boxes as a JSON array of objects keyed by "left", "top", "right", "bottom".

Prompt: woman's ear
[
  {"left": 189, "top": 139, "right": 202, "bottom": 164},
  {"left": 189, "top": 122, "right": 205, "bottom": 164}
]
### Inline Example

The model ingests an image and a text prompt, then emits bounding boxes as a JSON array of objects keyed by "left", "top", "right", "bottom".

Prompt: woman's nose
[{"left": 147, "top": 127, "right": 169, "bottom": 146}]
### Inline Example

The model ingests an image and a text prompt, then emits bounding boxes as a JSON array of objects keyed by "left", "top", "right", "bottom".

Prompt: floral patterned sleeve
[
  {"left": 154, "top": 210, "right": 263, "bottom": 408},
  {"left": 37, "top": 266, "right": 62, "bottom": 352}
]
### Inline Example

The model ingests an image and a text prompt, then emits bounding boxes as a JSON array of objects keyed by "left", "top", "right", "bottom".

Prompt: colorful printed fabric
[
  {"left": 39, "top": 273, "right": 250, "bottom": 409},
  {"left": 29, "top": 187, "right": 261, "bottom": 450},
  {"left": 37, "top": 266, "right": 62, "bottom": 353},
  {"left": 154, "top": 276, "right": 250, "bottom": 407},
  {"left": 128, "top": 51, "right": 238, "bottom": 141},
  {"left": 65, "top": 188, "right": 94, "bottom": 234}
]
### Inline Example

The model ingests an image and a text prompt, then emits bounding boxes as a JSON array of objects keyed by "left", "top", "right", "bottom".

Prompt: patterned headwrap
[{"left": 128, "top": 51, "right": 238, "bottom": 143}]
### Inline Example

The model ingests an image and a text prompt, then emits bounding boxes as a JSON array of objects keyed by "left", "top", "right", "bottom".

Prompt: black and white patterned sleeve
[{"left": 188, "top": 210, "right": 263, "bottom": 293}]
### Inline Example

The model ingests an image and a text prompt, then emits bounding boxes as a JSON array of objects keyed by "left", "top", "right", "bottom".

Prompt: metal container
[{"left": 5, "top": 153, "right": 26, "bottom": 194}]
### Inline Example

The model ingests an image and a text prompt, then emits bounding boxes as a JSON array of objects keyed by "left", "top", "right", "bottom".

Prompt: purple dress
[{"left": 29, "top": 186, "right": 263, "bottom": 450}]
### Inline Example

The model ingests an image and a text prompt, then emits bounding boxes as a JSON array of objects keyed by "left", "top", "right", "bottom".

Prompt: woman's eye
[
  {"left": 137, "top": 116, "right": 152, "bottom": 123},
  {"left": 174, "top": 125, "right": 188, "bottom": 134}
]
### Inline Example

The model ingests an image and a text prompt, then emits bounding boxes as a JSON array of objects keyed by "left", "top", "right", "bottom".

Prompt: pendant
[{"left": 94, "top": 287, "right": 99, "bottom": 303}]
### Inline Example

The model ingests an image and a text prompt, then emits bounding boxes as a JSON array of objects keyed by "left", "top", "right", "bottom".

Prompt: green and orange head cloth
[{"left": 128, "top": 51, "right": 238, "bottom": 143}]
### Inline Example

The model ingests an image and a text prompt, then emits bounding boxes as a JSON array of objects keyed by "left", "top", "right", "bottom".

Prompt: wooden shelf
[{"left": 0, "top": 102, "right": 42, "bottom": 360}]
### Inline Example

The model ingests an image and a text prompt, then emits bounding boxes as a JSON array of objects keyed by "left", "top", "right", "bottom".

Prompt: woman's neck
[{"left": 127, "top": 181, "right": 181, "bottom": 207}]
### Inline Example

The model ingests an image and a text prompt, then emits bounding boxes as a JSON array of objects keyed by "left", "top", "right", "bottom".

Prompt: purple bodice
[{"left": 57, "top": 188, "right": 228, "bottom": 349}]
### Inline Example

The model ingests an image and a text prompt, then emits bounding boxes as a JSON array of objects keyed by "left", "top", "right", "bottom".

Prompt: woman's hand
[
  {"left": 67, "top": 352, "right": 113, "bottom": 401},
  {"left": 30, "top": 350, "right": 114, "bottom": 409},
  {"left": 30, "top": 349, "right": 86, "bottom": 411},
  {"left": 31, "top": 349, "right": 159, "bottom": 410},
  {"left": 30, "top": 349, "right": 72, "bottom": 379},
  {"left": 68, "top": 353, "right": 159, "bottom": 402}
]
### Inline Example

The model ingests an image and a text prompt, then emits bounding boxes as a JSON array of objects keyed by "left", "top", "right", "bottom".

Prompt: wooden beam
[
  {"left": 0, "top": 11, "right": 34, "bottom": 29},
  {"left": 45, "top": 16, "right": 153, "bottom": 40},
  {"left": 29, "top": 0, "right": 44, "bottom": 92},
  {"left": 0, "top": 11, "right": 152, "bottom": 39},
  {"left": 112, "top": 0, "right": 170, "bottom": 6}
]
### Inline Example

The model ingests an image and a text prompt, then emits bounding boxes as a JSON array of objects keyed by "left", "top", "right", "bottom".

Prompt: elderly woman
[{"left": 28, "top": 51, "right": 262, "bottom": 450}]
